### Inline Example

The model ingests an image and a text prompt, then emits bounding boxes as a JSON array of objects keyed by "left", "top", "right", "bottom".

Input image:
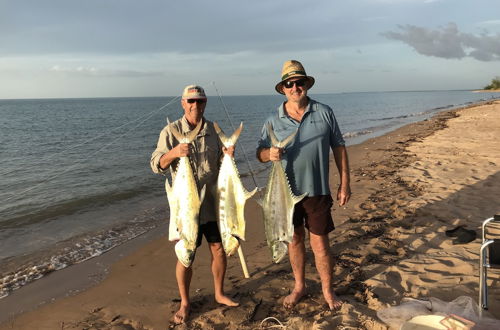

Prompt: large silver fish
[
  {"left": 165, "top": 119, "right": 205, "bottom": 268},
  {"left": 214, "top": 122, "right": 257, "bottom": 256},
  {"left": 258, "top": 124, "right": 307, "bottom": 263}
]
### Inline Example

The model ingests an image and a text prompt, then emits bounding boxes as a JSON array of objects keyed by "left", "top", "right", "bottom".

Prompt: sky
[{"left": 1, "top": 0, "right": 500, "bottom": 99}]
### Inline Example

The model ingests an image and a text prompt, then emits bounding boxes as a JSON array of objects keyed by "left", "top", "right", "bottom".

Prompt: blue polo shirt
[{"left": 257, "top": 98, "right": 345, "bottom": 196}]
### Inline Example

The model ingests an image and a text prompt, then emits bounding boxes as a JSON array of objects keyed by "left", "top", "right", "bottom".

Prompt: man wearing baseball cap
[
  {"left": 151, "top": 85, "right": 238, "bottom": 324},
  {"left": 257, "top": 61, "right": 351, "bottom": 310}
]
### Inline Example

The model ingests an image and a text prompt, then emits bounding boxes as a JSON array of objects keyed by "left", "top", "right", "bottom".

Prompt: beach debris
[
  {"left": 445, "top": 225, "right": 477, "bottom": 244},
  {"left": 260, "top": 316, "right": 285, "bottom": 329},
  {"left": 376, "top": 296, "right": 500, "bottom": 329},
  {"left": 165, "top": 118, "right": 205, "bottom": 268},
  {"left": 257, "top": 124, "right": 306, "bottom": 263},
  {"left": 214, "top": 122, "right": 257, "bottom": 257},
  {"left": 245, "top": 298, "right": 262, "bottom": 322},
  {"left": 445, "top": 225, "right": 466, "bottom": 237}
]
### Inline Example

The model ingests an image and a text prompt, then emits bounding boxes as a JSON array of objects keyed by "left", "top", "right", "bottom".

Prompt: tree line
[{"left": 484, "top": 77, "right": 500, "bottom": 90}]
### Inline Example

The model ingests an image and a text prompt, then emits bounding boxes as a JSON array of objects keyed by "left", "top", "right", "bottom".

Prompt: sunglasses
[
  {"left": 186, "top": 99, "right": 206, "bottom": 104},
  {"left": 283, "top": 79, "right": 307, "bottom": 89}
]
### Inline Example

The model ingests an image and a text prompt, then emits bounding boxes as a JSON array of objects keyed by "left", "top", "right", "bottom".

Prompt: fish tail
[
  {"left": 169, "top": 118, "right": 203, "bottom": 143},
  {"left": 267, "top": 123, "right": 279, "bottom": 146},
  {"left": 214, "top": 121, "right": 243, "bottom": 147}
]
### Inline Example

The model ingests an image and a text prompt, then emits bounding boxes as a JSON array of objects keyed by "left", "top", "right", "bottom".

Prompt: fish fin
[
  {"left": 254, "top": 187, "right": 265, "bottom": 206},
  {"left": 199, "top": 184, "right": 206, "bottom": 204},
  {"left": 293, "top": 192, "right": 308, "bottom": 205},
  {"left": 255, "top": 195, "right": 263, "bottom": 207},
  {"left": 164, "top": 176, "right": 172, "bottom": 195},
  {"left": 245, "top": 187, "right": 258, "bottom": 200},
  {"left": 166, "top": 177, "right": 182, "bottom": 241}
]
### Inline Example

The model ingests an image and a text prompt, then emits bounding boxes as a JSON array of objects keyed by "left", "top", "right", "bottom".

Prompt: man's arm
[
  {"left": 158, "top": 143, "right": 189, "bottom": 170},
  {"left": 332, "top": 145, "right": 351, "bottom": 206}
]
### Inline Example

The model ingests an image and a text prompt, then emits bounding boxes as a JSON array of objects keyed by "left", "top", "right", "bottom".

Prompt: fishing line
[
  {"left": 3, "top": 96, "right": 181, "bottom": 203},
  {"left": 212, "top": 81, "right": 259, "bottom": 188},
  {"left": 0, "top": 96, "right": 181, "bottom": 178}
]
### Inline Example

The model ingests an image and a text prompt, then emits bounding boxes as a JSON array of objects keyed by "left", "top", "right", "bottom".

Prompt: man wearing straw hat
[
  {"left": 151, "top": 85, "right": 238, "bottom": 324},
  {"left": 257, "top": 60, "right": 351, "bottom": 310}
]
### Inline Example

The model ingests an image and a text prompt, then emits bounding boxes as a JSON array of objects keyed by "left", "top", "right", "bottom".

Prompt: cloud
[
  {"left": 49, "top": 65, "right": 164, "bottom": 77},
  {"left": 477, "top": 20, "right": 500, "bottom": 26},
  {"left": 382, "top": 23, "right": 500, "bottom": 61},
  {"left": 0, "top": 0, "right": 379, "bottom": 57}
]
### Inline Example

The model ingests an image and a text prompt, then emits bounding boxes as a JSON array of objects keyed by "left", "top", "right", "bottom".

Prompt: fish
[
  {"left": 258, "top": 123, "right": 307, "bottom": 263},
  {"left": 214, "top": 122, "right": 257, "bottom": 256},
  {"left": 165, "top": 118, "right": 205, "bottom": 268}
]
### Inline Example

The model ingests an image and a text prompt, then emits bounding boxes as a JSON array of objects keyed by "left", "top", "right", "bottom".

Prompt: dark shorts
[
  {"left": 196, "top": 221, "right": 222, "bottom": 247},
  {"left": 293, "top": 195, "right": 335, "bottom": 235}
]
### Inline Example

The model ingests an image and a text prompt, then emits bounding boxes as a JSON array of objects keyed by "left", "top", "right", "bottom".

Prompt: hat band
[{"left": 281, "top": 70, "right": 307, "bottom": 81}]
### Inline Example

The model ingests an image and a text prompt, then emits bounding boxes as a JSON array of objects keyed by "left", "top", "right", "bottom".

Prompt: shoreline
[
  {"left": 472, "top": 89, "right": 500, "bottom": 93},
  {"left": 1, "top": 100, "right": 500, "bottom": 329}
]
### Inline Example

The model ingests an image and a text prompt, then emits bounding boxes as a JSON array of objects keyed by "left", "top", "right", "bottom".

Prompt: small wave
[
  {"left": 343, "top": 129, "right": 373, "bottom": 139},
  {"left": 432, "top": 104, "right": 454, "bottom": 111},
  {"left": 0, "top": 186, "right": 152, "bottom": 231},
  {"left": 373, "top": 104, "right": 456, "bottom": 122},
  {"left": 0, "top": 217, "right": 161, "bottom": 299},
  {"left": 375, "top": 111, "right": 430, "bottom": 121}
]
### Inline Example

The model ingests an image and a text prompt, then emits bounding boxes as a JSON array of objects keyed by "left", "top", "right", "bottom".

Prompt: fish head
[
  {"left": 223, "top": 235, "right": 240, "bottom": 256},
  {"left": 175, "top": 240, "right": 196, "bottom": 268},
  {"left": 271, "top": 241, "right": 288, "bottom": 263}
]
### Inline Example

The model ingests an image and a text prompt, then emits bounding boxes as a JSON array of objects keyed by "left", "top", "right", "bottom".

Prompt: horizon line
[{"left": 0, "top": 88, "right": 492, "bottom": 101}]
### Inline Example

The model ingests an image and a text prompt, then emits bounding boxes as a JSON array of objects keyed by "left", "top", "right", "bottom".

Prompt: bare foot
[
  {"left": 283, "top": 289, "right": 306, "bottom": 309},
  {"left": 324, "top": 292, "right": 342, "bottom": 311},
  {"left": 173, "top": 304, "right": 190, "bottom": 325},
  {"left": 215, "top": 294, "right": 239, "bottom": 307}
]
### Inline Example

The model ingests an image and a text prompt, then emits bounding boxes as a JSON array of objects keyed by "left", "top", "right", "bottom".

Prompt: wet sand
[{"left": 1, "top": 101, "right": 499, "bottom": 329}]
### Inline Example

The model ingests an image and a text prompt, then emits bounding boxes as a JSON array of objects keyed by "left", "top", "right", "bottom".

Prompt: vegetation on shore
[{"left": 484, "top": 77, "right": 500, "bottom": 90}]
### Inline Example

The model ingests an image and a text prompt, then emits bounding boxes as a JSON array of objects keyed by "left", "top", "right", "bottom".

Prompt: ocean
[{"left": 1, "top": 90, "right": 499, "bottom": 298}]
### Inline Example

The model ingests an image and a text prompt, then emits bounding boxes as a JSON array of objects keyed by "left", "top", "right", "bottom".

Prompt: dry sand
[{"left": 1, "top": 101, "right": 499, "bottom": 329}]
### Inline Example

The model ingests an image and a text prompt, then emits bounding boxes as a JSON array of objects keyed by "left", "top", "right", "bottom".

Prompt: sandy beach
[{"left": 1, "top": 101, "right": 499, "bottom": 329}]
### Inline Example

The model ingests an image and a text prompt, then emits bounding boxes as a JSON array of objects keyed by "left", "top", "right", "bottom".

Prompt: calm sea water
[{"left": 1, "top": 90, "right": 499, "bottom": 297}]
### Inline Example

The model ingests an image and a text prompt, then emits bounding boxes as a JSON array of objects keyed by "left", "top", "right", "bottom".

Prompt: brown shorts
[{"left": 293, "top": 195, "right": 335, "bottom": 235}]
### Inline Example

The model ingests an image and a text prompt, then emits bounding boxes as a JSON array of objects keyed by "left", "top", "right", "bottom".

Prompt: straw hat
[
  {"left": 182, "top": 84, "right": 207, "bottom": 100},
  {"left": 275, "top": 60, "right": 315, "bottom": 94}
]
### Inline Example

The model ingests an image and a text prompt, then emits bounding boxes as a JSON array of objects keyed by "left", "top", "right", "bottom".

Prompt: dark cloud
[{"left": 382, "top": 23, "right": 500, "bottom": 61}]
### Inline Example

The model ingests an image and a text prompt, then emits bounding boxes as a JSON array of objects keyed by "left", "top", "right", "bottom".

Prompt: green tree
[{"left": 484, "top": 77, "right": 500, "bottom": 90}]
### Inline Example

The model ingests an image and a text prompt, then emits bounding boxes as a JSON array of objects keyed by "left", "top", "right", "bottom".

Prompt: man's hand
[
  {"left": 223, "top": 145, "right": 235, "bottom": 157},
  {"left": 173, "top": 143, "right": 190, "bottom": 158},
  {"left": 269, "top": 147, "right": 284, "bottom": 161},
  {"left": 337, "top": 184, "right": 351, "bottom": 206}
]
